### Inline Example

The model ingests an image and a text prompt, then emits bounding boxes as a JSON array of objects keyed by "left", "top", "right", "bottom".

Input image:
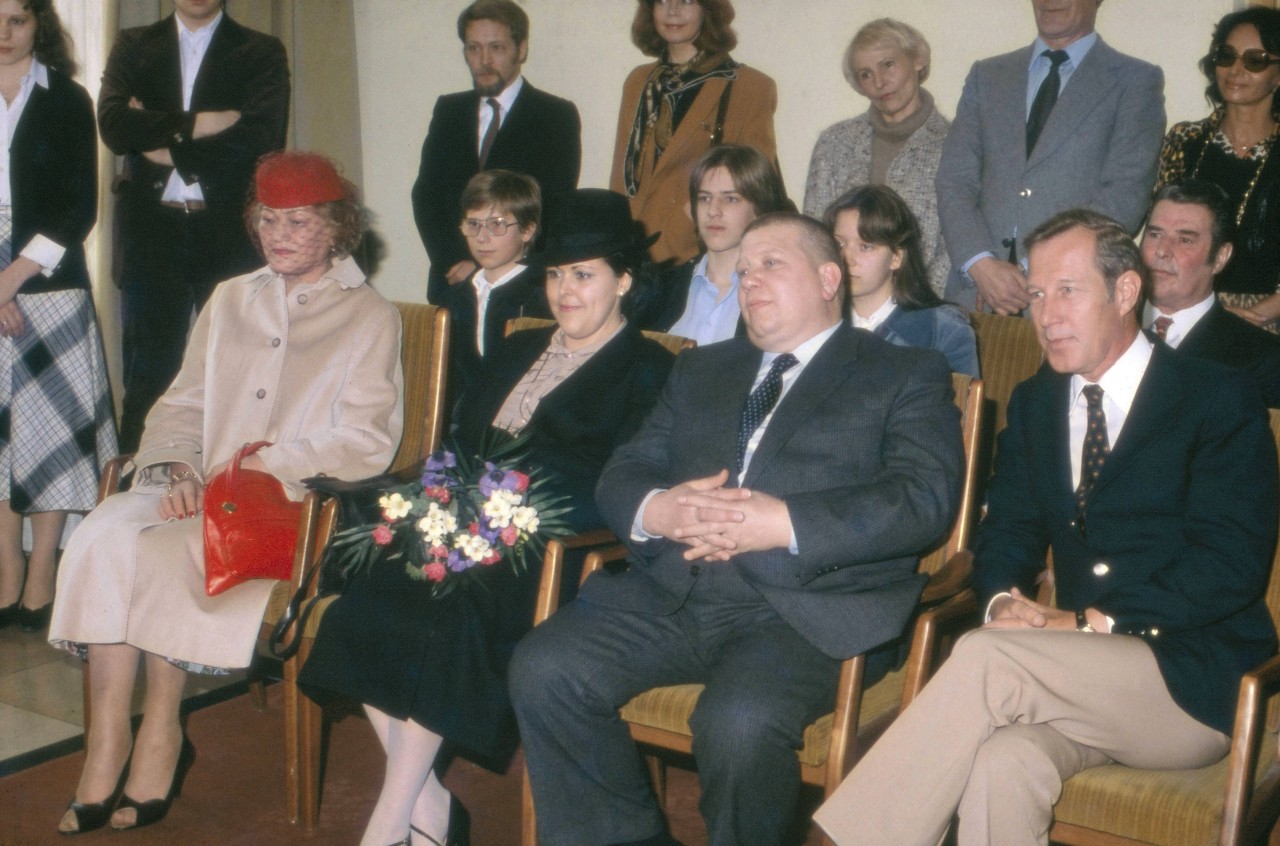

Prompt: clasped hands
[
  {"left": 641, "top": 469, "right": 792, "bottom": 562},
  {"left": 986, "top": 587, "right": 1108, "bottom": 632}
]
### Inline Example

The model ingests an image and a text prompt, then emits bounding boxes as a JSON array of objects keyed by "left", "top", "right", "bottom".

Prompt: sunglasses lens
[
  {"left": 1244, "top": 51, "right": 1274, "bottom": 72},
  {"left": 1214, "top": 46, "right": 1238, "bottom": 68}
]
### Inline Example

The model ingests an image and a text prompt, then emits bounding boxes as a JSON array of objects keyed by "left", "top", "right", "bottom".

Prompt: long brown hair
[
  {"left": 26, "top": 0, "right": 77, "bottom": 77},
  {"left": 631, "top": 0, "right": 737, "bottom": 59}
]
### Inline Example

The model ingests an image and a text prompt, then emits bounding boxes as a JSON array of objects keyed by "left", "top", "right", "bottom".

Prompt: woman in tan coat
[
  {"left": 612, "top": 0, "right": 779, "bottom": 265},
  {"left": 49, "top": 152, "right": 403, "bottom": 835}
]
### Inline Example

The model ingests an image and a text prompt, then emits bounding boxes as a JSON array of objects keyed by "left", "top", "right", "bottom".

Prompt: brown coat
[{"left": 609, "top": 60, "right": 778, "bottom": 265}]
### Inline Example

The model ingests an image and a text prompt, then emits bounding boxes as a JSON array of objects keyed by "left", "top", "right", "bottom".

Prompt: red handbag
[{"left": 203, "top": 441, "right": 303, "bottom": 596}]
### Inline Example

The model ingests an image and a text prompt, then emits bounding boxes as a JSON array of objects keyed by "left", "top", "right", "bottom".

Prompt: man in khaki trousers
[{"left": 814, "top": 208, "right": 1279, "bottom": 846}]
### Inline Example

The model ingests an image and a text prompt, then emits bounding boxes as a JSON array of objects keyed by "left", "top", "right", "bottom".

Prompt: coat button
[
  {"left": 1150, "top": 627, "right": 1160, "bottom": 637},
  {"left": 297, "top": 293, "right": 308, "bottom": 304},
  {"left": 1020, "top": 188, "right": 1033, "bottom": 198},
  {"left": 271, "top": 337, "right": 281, "bottom": 347},
  {"left": 689, "top": 564, "right": 701, "bottom": 576},
  {"left": 256, "top": 388, "right": 266, "bottom": 399},
  {"left": 1093, "top": 562, "right": 1109, "bottom": 576}
]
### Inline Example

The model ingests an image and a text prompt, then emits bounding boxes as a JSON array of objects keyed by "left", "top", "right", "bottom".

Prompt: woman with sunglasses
[{"left": 1157, "top": 7, "right": 1280, "bottom": 331}]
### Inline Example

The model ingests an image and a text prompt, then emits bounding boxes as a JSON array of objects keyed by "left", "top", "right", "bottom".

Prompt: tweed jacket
[
  {"left": 130, "top": 256, "right": 404, "bottom": 497},
  {"left": 590, "top": 325, "right": 962, "bottom": 659},
  {"left": 975, "top": 344, "right": 1277, "bottom": 734},
  {"left": 936, "top": 37, "right": 1165, "bottom": 307},
  {"left": 11, "top": 67, "right": 96, "bottom": 295},
  {"left": 610, "top": 60, "right": 778, "bottom": 265},
  {"left": 804, "top": 103, "right": 951, "bottom": 296}
]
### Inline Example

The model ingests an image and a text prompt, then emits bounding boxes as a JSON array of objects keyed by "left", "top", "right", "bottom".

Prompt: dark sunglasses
[{"left": 1212, "top": 44, "right": 1280, "bottom": 73}]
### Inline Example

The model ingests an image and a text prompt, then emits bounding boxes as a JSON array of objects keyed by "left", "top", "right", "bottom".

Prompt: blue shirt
[
  {"left": 669, "top": 254, "right": 742, "bottom": 346},
  {"left": 1025, "top": 32, "right": 1098, "bottom": 117}
]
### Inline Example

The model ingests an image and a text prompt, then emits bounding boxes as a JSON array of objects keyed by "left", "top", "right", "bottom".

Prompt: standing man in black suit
[
  {"left": 511, "top": 212, "right": 962, "bottom": 846},
  {"left": 815, "top": 208, "right": 1277, "bottom": 846},
  {"left": 99, "top": 0, "right": 289, "bottom": 451},
  {"left": 412, "top": 0, "right": 581, "bottom": 304},
  {"left": 1142, "top": 179, "right": 1280, "bottom": 407}
]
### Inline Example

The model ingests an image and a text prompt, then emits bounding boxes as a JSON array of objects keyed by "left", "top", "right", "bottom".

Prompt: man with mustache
[
  {"left": 1141, "top": 179, "right": 1280, "bottom": 407},
  {"left": 412, "top": 0, "right": 581, "bottom": 304},
  {"left": 814, "top": 208, "right": 1277, "bottom": 846}
]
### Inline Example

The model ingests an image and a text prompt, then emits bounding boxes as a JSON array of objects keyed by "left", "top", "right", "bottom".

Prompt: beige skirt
[{"left": 48, "top": 484, "right": 277, "bottom": 672}]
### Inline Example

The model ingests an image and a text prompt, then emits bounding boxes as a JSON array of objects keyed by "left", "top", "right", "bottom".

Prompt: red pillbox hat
[{"left": 254, "top": 151, "right": 346, "bottom": 208}]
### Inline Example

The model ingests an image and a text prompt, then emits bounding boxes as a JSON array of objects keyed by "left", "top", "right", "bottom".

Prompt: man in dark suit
[
  {"left": 815, "top": 209, "right": 1277, "bottom": 846},
  {"left": 937, "top": 0, "right": 1165, "bottom": 314},
  {"left": 1142, "top": 180, "right": 1280, "bottom": 407},
  {"left": 412, "top": 0, "right": 581, "bottom": 304},
  {"left": 99, "top": 0, "right": 289, "bottom": 450},
  {"left": 511, "top": 212, "right": 962, "bottom": 846}
]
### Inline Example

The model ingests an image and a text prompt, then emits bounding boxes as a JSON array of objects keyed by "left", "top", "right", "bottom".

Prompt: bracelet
[
  {"left": 1076, "top": 609, "right": 1095, "bottom": 632},
  {"left": 170, "top": 469, "right": 197, "bottom": 484}
]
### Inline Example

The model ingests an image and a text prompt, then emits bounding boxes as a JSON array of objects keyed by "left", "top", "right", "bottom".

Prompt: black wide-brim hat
[{"left": 537, "top": 188, "right": 659, "bottom": 268}]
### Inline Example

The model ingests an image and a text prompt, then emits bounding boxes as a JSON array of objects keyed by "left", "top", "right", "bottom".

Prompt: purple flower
[
  {"left": 478, "top": 519, "right": 500, "bottom": 545},
  {"left": 447, "top": 549, "right": 471, "bottom": 573},
  {"left": 478, "top": 462, "right": 523, "bottom": 497},
  {"left": 421, "top": 450, "right": 459, "bottom": 488}
]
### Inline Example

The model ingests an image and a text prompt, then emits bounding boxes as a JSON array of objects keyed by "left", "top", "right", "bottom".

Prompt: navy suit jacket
[
  {"left": 12, "top": 69, "right": 96, "bottom": 295},
  {"left": 592, "top": 325, "right": 963, "bottom": 659},
  {"left": 412, "top": 83, "right": 581, "bottom": 301},
  {"left": 452, "top": 325, "right": 673, "bottom": 532},
  {"left": 98, "top": 13, "right": 290, "bottom": 278},
  {"left": 1171, "top": 302, "right": 1280, "bottom": 409},
  {"left": 975, "top": 344, "right": 1278, "bottom": 734}
]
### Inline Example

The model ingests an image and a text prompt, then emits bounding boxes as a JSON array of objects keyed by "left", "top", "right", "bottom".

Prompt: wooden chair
[
  {"left": 520, "top": 374, "right": 986, "bottom": 846},
  {"left": 506, "top": 315, "right": 696, "bottom": 354},
  {"left": 1040, "top": 408, "right": 1280, "bottom": 846},
  {"left": 969, "top": 311, "right": 1043, "bottom": 437},
  {"left": 389, "top": 302, "right": 451, "bottom": 473}
]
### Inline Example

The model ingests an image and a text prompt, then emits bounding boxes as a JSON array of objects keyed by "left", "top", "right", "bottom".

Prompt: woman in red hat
[{"left": 48, "top": 151, "right": 404, "bottom": 835}]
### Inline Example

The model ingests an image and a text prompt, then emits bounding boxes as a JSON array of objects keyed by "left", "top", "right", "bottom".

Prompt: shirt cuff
[
  {"left": 961, "top": 251, "right": 996, "bottom": 279},
  {"left": 984, "top": 591, "right": 1012, "bottom": 623},
  {"left": 630, "top": 489, "right": 666, "bottom": 542},
  {"left": 20, "top": 234, "right": 66, "bottom": 277}
]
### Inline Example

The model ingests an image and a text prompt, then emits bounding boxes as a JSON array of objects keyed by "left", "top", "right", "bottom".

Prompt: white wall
[{"left": 355, "top": 0, "right": 1239, "bottom": 305}]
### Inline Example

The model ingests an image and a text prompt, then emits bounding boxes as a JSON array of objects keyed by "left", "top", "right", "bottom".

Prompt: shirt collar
[
  {"left": 1030, "top": 30, "right": 1097, "bottom": 70},
  {"left": 851, "top": 298, "right": 897, "bottom": 331},
  {"left": 763, "top": 321, "right": 842, "bottom": 369},
  {"left": 29, "top": 58, "right": 48, "bottom": 90},
  {"left": 177, "top": 9, "right": 223, "bottom": 44},
  {"left": 245, "top": 254, "right": 366, "bottom": 303},
  {"left": 473, "top": 263, "right": 527, "bottom": 295},
  {"left": 692, "top": 254, "right": 739, "bottom": 298},
  {"left": 1144, "top": 292, "right": 1215, "bottom": 335},
  {"left": 484, "top": 75, "right": 524, "bottom": 114},
  {"left": 1070, "top": 330, "right": 1151, "bottom": 415},
  {"left": 549, "top": 318, "right": 625, "bottom": 358}
]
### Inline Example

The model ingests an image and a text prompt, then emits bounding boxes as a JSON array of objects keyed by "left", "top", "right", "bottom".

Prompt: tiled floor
[{"left": 0, "top": 624, "right": 245, "bottom": 775}]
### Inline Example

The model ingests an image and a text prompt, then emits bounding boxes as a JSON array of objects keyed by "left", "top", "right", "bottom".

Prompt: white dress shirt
[
  {"left": 1143, "top": 294, "right": 1215, "bottom": 350},
  {"left": 1067, "top": 332, "right": 1152, "bottom": 489},
  {"left": 0, "top": 58, "right": 61, "bottom": 275},
  {"left": 162, "top": 11, "right": 223, "bottom": 203},
  {"left": 851, "top": 299, "right": 896, "bottom": 332},
  {"left": 471, "top": 263, "right": 526, "bottom": 355},
  {"left": 476, "top": 76, "right": 524, "bottom": 157}
]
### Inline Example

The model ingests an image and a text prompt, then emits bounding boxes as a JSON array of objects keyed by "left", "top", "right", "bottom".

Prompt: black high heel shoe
[
  {"left": 111, "top": 736, "right": 196, "bottom": 831},
  {"left": 58, "top": 761, "right": 129, "bottom": 836},
  {"left": 18, "top": 602, "right": 52, "bottom": 632},
  {"left": 411, "top": 795, "right": 471, "bottom": 846}
]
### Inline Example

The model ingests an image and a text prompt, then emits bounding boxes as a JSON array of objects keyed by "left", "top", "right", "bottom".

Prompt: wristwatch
[{"left": 1076, "top": 609, "right": 1095, "bottom": 632}]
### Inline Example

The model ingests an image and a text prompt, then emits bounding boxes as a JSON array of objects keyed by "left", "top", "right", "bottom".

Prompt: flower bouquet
[{"left": 322, "top": 434, "right": 572, "bottom": 599}]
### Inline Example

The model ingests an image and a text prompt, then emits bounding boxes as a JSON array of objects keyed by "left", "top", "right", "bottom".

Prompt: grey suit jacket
[
  {"left": 590, "top": 325, "right": 963, "bottom": 660},
  {"left": 936, "top": 37, "right": 1165, "bottom": 307}
]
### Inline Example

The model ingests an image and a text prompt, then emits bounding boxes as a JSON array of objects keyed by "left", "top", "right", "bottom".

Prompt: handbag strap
[
  {"left": 226, "top": 440, "right": 272, "bottom": 489},
  {"left": 267, "top": 557, "right": 322, "bottom": 661},
  {"left": 710, "top": 77, "right": 734, "bottom": 146}
]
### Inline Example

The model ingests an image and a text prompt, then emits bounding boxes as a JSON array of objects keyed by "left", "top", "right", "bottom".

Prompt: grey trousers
[{"left": 510, "top": 592, "right": 842, "bottom": 846}]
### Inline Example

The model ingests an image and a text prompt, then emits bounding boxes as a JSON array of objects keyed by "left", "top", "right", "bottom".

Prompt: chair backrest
[
  {"left": 505, "top": 316, "right": 695, "bottom": 355},
  {"left": 390, "top": 302, "right": 450, "bottom": 473},
  {"left": 969, "top": 312, "right": 1042, "bottom": 437},
  {"left": 917, "top": 374, "right": 985, "bottom": 576},
  {"left": 1264, "top": 410, "right": 1280, "bottom": 727}
]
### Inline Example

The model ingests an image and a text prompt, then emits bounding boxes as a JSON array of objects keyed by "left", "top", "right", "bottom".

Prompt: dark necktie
[
  {"left": 1026, "top": 50, "right": 1069, "bottom": 156},
  {"left": 1152, "top": 316, "right": 1173, "bottom": 341},
  {"left": 1075, "top": 384, "right": 1109, "bottom": 517},
  {"left": 478, "top": 97, "right": 501, "bottom": 168},
  {"left": 736, "top": 353, "right": 799, "bottom": 473}
]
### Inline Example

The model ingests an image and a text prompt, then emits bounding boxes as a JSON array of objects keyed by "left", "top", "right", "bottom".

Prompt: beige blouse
[{"left": 492, "top": 322, "right": 625, "bottom": 434}]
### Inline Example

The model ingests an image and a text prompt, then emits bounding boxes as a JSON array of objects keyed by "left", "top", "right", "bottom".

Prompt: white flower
[
  {"left": 379, "top": 492, "right": 412, "bottom": 521},
  {"left": 512, "top": 506, "right": 540, "bottom": 533},
  {"left": 455, "top": 531, "right": 493, "bottom": 562},
  {"left": 416, "top": 502, "right": 457, "bottom": 546},
  {"left": 483, "top": 489, "right": 521, "bottom": 528}
]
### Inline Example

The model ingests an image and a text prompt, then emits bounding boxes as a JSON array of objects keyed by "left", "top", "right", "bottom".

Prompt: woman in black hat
[{"left": 299, "top": 189, "right": 674, "bottom": 846}]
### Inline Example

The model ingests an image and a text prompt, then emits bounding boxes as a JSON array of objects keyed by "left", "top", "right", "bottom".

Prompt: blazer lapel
[
  {"left": 1088, "top": 344, "right": 1182, "bottom": 500},
  {"left": 190, "top": 15, "right": 241, "bottom": 109},
  {"left": 990, "top": 48, "right": 1034, "bottom": 168},
  {"left": 743, "top": 327, "right": 855, "bottom": 488},
  {"left": 491, "top": 83, "right": 533, "bottom": 159},
  {"left": 653, "top": 75, "right": 726, "bottom": 178},
  {"left": 1028, "top": 39, "right": 1120, "bottom": 168}
]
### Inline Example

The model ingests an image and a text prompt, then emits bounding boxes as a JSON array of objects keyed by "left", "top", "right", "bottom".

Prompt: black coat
[
  {"left": 1171, "top": 302, "right": 1280, "bottom": 408},
  {"left": 411, "top": 83, "right": 581, "bottom": 302},
  {"left": 12, "top": 69, "right": 96, "bottom": 294}
]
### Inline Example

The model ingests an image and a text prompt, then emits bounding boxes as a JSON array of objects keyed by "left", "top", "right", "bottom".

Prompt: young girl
[
  {"left": 647, "top": 143, "right": 789, "bottom": 343},
  {"left": 827, "top": 184, "right": 979, "bottom": 377}
]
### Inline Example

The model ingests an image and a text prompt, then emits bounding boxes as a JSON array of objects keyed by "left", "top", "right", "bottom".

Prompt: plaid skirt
[{"left": 0, "top": 287, "right": 118, "bottom": 512}]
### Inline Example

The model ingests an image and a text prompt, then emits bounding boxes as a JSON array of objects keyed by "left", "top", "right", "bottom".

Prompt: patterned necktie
[
  {"left": 1075, "top": 384, "right": 1109, "bottom": 516},
  {"left": 478, "top": 97, "right": 501, "bottom": 168},
  {"left": 1027, "top": 49, "right": 1069, "bottom": 155},
  {"left": 736, "top": 353, "right": 799, "bottom": 473},
  {"left": 1152, "top": 316, "right": 1173, "bottom": 341}
]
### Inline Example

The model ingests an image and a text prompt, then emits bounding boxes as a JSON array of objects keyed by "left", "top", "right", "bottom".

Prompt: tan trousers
[{"left": 813, "top": 628, "right": 1231, "bottom": 846}]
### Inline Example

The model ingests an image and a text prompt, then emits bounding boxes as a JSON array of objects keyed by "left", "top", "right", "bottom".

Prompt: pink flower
[
  {"left": 468, "top": 521, "right": 480, "bottom": 535},
  {"left": 480, "top": 550, "right": 502, "bottom": 566},
  {"left": 423, "top": 562, "right": 447, "bottom": 582},
  {"left": 510, "top": 471, "right": 530, "bottom": 492},
  {"left": 371, "top": 524, "right": 393, "bottom": 546},
  {"left": 424, "top": 485, "right": 451, "bottom": 504},
  {"left": 500, "top": 524, "right": 518, "bottom": 546},
  {"left": 429, "top": 544, "right": 449, "bottom": 559}
]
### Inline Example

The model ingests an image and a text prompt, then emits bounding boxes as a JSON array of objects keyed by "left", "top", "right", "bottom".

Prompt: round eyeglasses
[
  {"left": 1212, "top": 45, "right": 1280, "bottom": 73},
  {"left": 460, "top": 217, "right": 515, "bottom": 237}
]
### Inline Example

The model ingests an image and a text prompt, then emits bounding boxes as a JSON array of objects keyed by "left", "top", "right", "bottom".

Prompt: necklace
[{"left": 1191, "top": 118, "right": 1277, "bottom": 227}]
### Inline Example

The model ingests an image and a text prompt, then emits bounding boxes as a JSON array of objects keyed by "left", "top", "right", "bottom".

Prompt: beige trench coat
[{"left": 49, "top": 257, "right": 404, "bottom": 670}]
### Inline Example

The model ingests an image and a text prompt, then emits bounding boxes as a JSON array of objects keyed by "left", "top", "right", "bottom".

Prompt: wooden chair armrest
[
  {"left": 919, "top": 550, "right": 973, "bottom": 605},
  {"left": 532, "top": 531, "right": 621, "bottom": 626},
  {"left": 581, "top": 544, "right": 629, "bottom": 584},
  {"left": 900, "top": 589, "right": 979, "bottom": 709},
  {"left": 97, "top": 454, "right": 136, "bottom": 503},
  {"left": 1225, "top": 653, "right": 1280, "bottom": 843},
  {"left": 559, "top": 527, "right": 618, "bottom": 550}
]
